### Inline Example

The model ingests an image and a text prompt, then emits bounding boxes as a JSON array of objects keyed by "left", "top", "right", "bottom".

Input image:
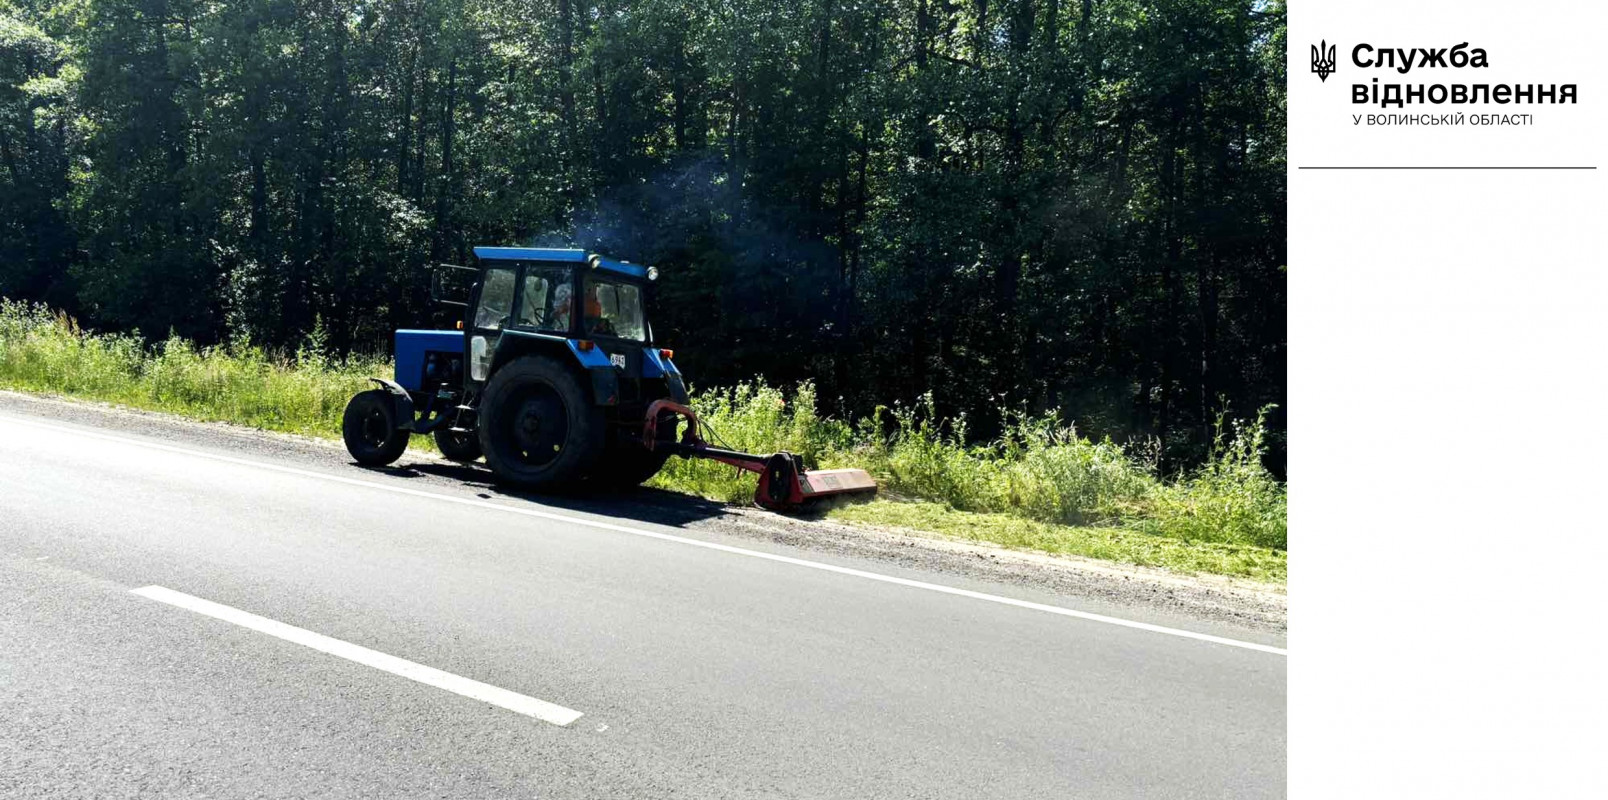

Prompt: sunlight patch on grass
[{"left": 826, "top": 500, "right": 1287, "bottom": 584}]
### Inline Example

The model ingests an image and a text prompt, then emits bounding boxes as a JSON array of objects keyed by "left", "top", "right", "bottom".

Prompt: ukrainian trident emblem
[{"left": 1311, "top": 40, "right": 1337, "bottom": 82}]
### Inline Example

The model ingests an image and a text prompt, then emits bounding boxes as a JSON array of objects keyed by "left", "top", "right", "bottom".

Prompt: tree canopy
[{"left": 0, "top": 0, "right": 1286, "bottom": 469}]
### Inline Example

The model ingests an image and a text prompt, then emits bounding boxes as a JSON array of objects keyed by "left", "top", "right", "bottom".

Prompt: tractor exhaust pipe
[{"left": 643, "top": 400, "right": 878, "bottom": 512}]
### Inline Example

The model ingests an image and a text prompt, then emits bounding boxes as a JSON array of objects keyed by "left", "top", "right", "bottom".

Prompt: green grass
[
  {"left": 648, "top": 381, "right": 1287, "bottom": 553},
  {"left": 0, "top": 299, "right": 379, "bottom": 436},
  {"left": 0, "top": 298, "right": 1287, "bottom": 583},
  {"left": 825, "top": 500, "right": 1286, "bottom": 584}
]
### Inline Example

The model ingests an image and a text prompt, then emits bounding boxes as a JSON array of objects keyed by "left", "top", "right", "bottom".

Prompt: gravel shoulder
[{"left": 0, "top": 388, "right": 1285, "bottom": 634}]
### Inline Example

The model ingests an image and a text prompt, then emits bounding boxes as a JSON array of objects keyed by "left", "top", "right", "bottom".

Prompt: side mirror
[{"left": 431, "top": 263, "right": 477, "bottom": 307}]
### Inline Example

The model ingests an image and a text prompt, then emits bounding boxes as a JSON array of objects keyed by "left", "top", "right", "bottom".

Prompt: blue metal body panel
[
  {"left": 499, "top": 329, "right": 570, "bottom": 347},
  {"left": 641, "top": 347, "right": 680, "bottom": 378},
  {"left": 591, "top": 256, "right": 648, "bottom": 279},
  {"left": 394, "top": 329, "right": 465, "bottom": 392},
  {"left": 566, "top": 339, "right": 614, "bottom": 369},
  {"left": 470, "top": 246, "right": 648, "bottom": 280},
  {"left": 472, "top": 246, "right": 587, "bottom": 263}
]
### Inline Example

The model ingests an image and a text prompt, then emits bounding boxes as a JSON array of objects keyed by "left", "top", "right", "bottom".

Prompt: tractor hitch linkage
[{"left": 642, "top": 400, "right": 877, "bottom": 512}]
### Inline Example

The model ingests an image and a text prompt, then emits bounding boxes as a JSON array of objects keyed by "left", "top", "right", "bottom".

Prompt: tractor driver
[
  {"left": 585, "top": 284, "right": 617, "bottom": 337},
  {"left": 549, "top": 282, "right": 572, "bottom": 331}
]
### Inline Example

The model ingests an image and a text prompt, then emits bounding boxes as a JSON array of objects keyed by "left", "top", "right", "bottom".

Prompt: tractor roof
[{"left": 472, "top": 246, "right": 649, "bottom": 280}]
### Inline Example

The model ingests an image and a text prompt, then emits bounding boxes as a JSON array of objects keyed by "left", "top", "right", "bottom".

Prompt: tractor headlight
[
  {"left": 647, "top": 266, "right": 659, "bottom": 281},
  {"left": 588, "top": 254, "right": 602, "bottom": 270}
]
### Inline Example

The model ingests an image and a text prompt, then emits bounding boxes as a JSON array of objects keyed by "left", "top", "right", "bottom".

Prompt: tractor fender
[
  {"left": 642, "top": 348, "right": 689, "bottom": 404},
  {"left": 367, "top": 377, "right": 418, "bottom": 431},
  {"left": 665, "top": 373, "right": 689, "bottom": 404},
  {"left": 485, "top": 331, "right": 618, "bottom": 407},
  {"left": 586, "top": 368, "right": 620, "bottom": 406},
  {"left": 565, "top": 340, "right": 620, "bottom": 407}
]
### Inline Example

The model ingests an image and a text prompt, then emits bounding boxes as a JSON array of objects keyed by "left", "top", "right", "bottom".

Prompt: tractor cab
[
  {"left": 453, "top": 248, "right": 683, "bottom": 408},
  {"left": 341, "top": 246, "right": 875, "bottom": 511}
]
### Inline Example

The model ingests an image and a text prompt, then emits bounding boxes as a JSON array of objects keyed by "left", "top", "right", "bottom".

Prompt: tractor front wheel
[
  {"left": 342, "top": 390, "right": 410, "bottom": 466},
  {"left": 433, "top": 427, "right": 483, "bottom": 463},
  {"left": 477, "top": 356, "right": 603, "bottom": 489}
]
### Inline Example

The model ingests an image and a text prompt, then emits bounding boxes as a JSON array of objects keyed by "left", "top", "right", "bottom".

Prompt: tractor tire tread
[
  {"left": 477, "top": 355, "right": 604, "bottom": 490},
  {"left": 342, "top": 389, "right": 410, "bottom": 466}
]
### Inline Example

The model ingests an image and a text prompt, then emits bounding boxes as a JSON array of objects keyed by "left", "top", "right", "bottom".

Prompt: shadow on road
[{"left": 356, "top": 459, "right": 736, "bottom": 529}]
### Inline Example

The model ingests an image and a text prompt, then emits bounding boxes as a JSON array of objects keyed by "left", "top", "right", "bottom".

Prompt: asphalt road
[{"left": 0, "top": 402, "right": 1285, "bottom": 798}]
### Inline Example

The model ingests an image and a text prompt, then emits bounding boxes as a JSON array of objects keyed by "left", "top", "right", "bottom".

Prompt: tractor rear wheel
[
  {"left": 477, "top": 355, "right": 603, "bottom": 489},
  {"left": 433, "top": 427, "right": 483, "bottom": 463},
  {"left": 342, "top": 390, "right": 410, "bottom": 466}
]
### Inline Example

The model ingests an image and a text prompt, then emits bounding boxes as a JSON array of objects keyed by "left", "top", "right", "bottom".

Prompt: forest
[{"left": 0, "top": 0, "right": 1286, "bottom": 470}]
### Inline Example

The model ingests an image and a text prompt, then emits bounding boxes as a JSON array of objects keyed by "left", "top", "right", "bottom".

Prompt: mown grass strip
[{"left": 826, "top": 500, "right": 1286, "bottom": 584}]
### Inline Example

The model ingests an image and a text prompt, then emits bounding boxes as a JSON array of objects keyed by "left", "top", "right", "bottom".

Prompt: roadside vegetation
[
  {"left": 1, "top": 299, "right": 1286, "bottom": 583},
  {"left": 0, "top": 300, "right": 378, "bottom": 436},
  {"left": 650, "top": 381, "right": 1286, "bottom": 581}
]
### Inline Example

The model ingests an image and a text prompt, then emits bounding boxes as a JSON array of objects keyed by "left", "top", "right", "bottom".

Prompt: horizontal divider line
[{"left": 1299, "top": 166, "right": 1596, "bottom": 169}]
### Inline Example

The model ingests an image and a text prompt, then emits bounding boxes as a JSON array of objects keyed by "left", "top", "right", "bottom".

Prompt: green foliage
[
  {"left": 0, "top": 0, "right": 1287, "bottom": 474},
  {"left": 1138, "top": 408, "right": 1288, "bottom": 550},
  {"left": 648, "top": 376, "right": 1286, "bottom": 555},
  {"left": 648, "top": 380, "right": 859, "bottom": 503},
  {"left": 874, "top": 397, "right": 1155, "bottom": 525}
]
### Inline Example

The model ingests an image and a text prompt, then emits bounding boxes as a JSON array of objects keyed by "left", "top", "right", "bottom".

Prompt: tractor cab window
[
  {"left": 515, "top": 266, "right": 572, "bottom": 332},
  {"left": 474, "top": 267, "right": 516, "bottom": 330},
  {"left": 582, "top": 277, "right": 646, "bottom": 341}
]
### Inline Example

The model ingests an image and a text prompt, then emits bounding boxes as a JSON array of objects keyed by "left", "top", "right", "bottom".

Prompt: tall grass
[
  {"left": 0, "top": 298, "right": 382, "bottom": 435},
  {"left": 649, "top": 381, "right": 862, "bottom": 503},
  {"left": 1, "top": 298, "right": 1286, "bottom": 556},
  {"left": 651, "top": 381, "right": 1286, "bottom": 551}
]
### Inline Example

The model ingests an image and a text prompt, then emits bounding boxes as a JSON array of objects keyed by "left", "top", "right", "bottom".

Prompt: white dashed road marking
[{"left": 131, "top": 585, "right": 584, "bottom": 726}]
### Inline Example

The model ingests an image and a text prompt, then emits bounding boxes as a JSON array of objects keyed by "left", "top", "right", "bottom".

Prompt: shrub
[
  {"left": 994, "top": 411, "right": 1154, "bottom": 524},
  {"left": 647, "top": 380, "right": 857, "bottom": 502},
  {"left": 1136, "top": 408, "right": 1288, "bottom": 549},
  {"left": 868, "top": 395, "right": 1152, "bottom": 525}
]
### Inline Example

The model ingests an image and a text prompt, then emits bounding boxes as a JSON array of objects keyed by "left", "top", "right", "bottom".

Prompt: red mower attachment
[{"left": 643, "top": 399, "right": 878, "bottom": 512}]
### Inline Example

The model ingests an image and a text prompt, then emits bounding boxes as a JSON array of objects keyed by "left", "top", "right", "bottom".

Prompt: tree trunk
[
  {"left": 249, "top": 143, "right": 269, "bottom": 257},
  {"left": 413, "top": 70, "right": 430, "bottom": 203},
  {"left": 433, "top": 60, "right": 457, "bottom": 262},
  {"left": 398, "top": 34, "right": 417, "bottom": 197},
  {"left": 1198, "top": 252, "right": 1219, "bottom": 444},
  {"left": 557, "top": 0, "right": 576, "bottom": 218},
  {"left": 1157, "top": 130, "right": 1183, "bottom": 459},
  {"left": 671, "top": 34, "right": 687, "bottom": 151}
]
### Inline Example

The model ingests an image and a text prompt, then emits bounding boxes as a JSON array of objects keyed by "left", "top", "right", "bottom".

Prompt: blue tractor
[{"left": 341, "top": 247, "right": 876, "bottom": 510}]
